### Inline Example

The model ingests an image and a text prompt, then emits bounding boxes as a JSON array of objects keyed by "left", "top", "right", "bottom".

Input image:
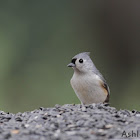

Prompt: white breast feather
[{"left": 70, "top": 73, "right": 107, "bottom": 104}]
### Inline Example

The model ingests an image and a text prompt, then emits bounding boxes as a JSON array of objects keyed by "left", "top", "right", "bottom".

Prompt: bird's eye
[{"left": 79, "top": 59, "right": 83, "bottom": 63}]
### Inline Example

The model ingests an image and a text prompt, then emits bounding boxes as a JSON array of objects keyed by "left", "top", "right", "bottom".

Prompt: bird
[{"left": 67, "top": 52, "right": 110, "bottom": 105}]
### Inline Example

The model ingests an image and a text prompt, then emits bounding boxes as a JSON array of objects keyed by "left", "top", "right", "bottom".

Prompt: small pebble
[{"left": 0, "top": 104, "right": 139, "bottom": 140}]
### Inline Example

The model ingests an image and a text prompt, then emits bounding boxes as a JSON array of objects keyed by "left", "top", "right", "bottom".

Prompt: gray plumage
[{"left": 68, "top": 52, "right": 110, "bottom": 105}]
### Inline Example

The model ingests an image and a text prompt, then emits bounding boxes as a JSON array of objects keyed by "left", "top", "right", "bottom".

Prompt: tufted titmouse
[{"left": 67, "top": 52, "right": 110, "bottom": 105}]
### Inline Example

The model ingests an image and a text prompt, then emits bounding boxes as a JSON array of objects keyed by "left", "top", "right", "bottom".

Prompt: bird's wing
[
  {"left": 92, "top": 67, "right": 110, "bottom": 102},
  {"left": 98, "top": 72, "right": 110, "bottom": 103}
]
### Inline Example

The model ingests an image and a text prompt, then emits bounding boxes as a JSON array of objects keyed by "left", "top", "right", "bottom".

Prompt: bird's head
[{"left": 67, "top": 52, "right": 94, "bottom": 73}]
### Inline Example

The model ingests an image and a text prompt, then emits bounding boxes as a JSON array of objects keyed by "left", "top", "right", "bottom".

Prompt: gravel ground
[{"left": 0, "top": 103, "right": 140, "bottom": 140}]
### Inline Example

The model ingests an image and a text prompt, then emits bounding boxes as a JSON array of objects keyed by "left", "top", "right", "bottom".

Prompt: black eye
[
  {"left": 79, "top": 59, "right": 83, "bottom": 63},
  {"left": 71, "top": 58, "right": 77, "bottom": 64}
]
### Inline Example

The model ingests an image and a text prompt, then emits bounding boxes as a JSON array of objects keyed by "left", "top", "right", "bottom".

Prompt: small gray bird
[{"left": 67, "top": 52, "right": 110, "bottom": 105}]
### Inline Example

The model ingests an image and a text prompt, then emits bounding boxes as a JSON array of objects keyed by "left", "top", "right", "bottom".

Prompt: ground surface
[{"left": 0, "top": 104, "right": 140, "bottom": 140}]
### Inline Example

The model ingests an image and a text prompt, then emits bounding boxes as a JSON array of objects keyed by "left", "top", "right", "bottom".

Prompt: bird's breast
[{"left": 70, "top": 73, "right": 107, "bottom": 104}]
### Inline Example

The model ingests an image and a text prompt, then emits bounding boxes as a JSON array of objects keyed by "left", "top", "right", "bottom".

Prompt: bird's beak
[{"left": 67, "top": 63, "right": 75, "bottom": 67}]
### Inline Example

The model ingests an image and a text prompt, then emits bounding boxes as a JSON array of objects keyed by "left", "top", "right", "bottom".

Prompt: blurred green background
[{"left": 0, "top": 1, "right": 140, "bottom": 113}]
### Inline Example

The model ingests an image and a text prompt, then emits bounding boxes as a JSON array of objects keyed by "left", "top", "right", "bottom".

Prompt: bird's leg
[{"left": 81, "top": 102, "right": 86, "bottom": 111}]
